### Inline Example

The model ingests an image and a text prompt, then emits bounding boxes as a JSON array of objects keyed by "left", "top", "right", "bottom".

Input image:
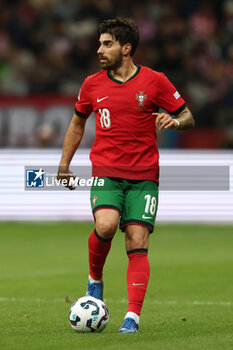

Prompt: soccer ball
[{"left": 68, "top": 296, "right": 109, "bottom": 333}]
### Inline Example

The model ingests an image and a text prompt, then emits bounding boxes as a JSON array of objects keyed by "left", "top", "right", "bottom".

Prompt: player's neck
[{"left": 110, "top": 60, "right": 137, "bottom": 83}]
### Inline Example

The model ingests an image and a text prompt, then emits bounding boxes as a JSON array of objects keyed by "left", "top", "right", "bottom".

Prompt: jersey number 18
[{"left": 99, "top": 108, "right": 111, "bottom": 128}]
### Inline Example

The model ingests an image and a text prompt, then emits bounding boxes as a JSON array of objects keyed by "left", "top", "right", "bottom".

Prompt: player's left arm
[
  {"left": 154, "top": 107, "right": 195, "bottom": 131},
  {"left": 153, "top": 107, "right": 195, "bottom": 131}
]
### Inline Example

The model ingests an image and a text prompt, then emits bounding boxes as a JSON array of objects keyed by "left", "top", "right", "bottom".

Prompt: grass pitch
[{"left": 0, "top": 222, "right": 232, "bottom": 350}]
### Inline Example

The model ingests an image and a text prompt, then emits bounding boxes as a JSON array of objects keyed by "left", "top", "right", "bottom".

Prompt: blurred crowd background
[{"left": 0, "top": 0, "right": 233, "bottom": 149}]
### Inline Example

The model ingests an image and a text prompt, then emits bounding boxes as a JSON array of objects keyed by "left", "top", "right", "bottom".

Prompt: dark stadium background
[{"left": 0, "top": 0, "right": 233, "bottom": 149}]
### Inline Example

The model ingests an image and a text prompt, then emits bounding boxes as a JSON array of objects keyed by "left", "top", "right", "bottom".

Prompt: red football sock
[
  {"left": 127, "top": 250, "right": 150, "bottom": 316},
  {"left": 88, "top": 229, "right": 112, "bottom": 280}
]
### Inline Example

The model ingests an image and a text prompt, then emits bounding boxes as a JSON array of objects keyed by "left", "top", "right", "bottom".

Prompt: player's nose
[{"left": 97, "top": 45, "right": 103, "bottom": 54}]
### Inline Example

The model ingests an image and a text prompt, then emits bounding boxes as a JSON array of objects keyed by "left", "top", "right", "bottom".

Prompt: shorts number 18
[{"left": 144, "top": 194, "right": 157, "bottom": 215}]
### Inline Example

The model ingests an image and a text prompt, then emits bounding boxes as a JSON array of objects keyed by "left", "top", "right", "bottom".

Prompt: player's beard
[{"left": 98, "top": 52, "right": 123, "bottom": 70}]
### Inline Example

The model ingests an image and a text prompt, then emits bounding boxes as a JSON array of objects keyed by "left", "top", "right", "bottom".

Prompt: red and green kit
[{"left": 75, "top": 65, "right": 186, "bottom": 231}]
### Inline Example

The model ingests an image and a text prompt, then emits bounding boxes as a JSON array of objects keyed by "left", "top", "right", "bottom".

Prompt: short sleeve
[
  {"left": 157, "top": 73, "right": 186, "bottom": 115},
  {"left": 74, "top": 79, "right": 93, "bottom": 118}
]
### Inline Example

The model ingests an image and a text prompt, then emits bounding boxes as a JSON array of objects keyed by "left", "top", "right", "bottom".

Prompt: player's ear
[{"left": 122, "top": 43, "right": 132, "bottom": 56}]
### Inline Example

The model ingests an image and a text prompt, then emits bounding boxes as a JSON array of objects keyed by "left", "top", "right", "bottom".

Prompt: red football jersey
[{"left": 75, "top": 65, "right": 186, "bottom": 182}]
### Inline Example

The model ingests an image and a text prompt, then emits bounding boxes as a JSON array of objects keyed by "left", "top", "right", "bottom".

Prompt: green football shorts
[{"left": 90, "top": 177, "right": 159, "bottom": 233}]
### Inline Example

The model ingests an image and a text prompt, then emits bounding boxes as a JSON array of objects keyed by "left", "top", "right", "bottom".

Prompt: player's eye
[{"left": 105, "top": 42, "right": 112, "bottom": 48}]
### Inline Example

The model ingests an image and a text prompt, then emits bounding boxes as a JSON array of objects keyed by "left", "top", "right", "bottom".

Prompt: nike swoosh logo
[
  {"left": 97, "top": 96, "right": 109, "bottom": 103},
  {"left": 133, "top": 283, "right": 145, "bottom": 286},
  {"left": 142, "top": 214, "right": 153, "bottom": 219}
]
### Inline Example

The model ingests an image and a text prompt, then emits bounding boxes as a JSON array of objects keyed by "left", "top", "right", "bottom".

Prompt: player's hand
[
  {"left": 57, "top": 167, "right": 77, "bottom": 190},
  {"left": 153, "top": 112, "right": 179, "bottom": 130}
]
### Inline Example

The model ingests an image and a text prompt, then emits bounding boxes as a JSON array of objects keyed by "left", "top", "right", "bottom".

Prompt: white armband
[{"left": 174, "top": 118, "right": 180, "bottom": 129}]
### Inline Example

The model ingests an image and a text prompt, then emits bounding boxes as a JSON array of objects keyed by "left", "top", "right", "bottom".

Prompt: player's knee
[
  {"left": 96, "top": 220, "right": 117, "bottom": 240},
  {"left": 128, "top": 235, "right": 146, "bottom": 249},
  {"left": 125, "top": 227, "right": 149, "bottom": 250}
]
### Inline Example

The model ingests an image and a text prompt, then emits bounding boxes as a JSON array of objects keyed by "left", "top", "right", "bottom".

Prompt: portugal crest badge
[
  {"left": 136, "top": 91, "right": 147, "bottom": 107},
  {"left": 92, "top": 195, "right": 98, "bottom": 206}
]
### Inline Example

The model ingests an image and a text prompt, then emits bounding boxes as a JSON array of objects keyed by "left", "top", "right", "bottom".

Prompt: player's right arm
[
  {"left": 57, "top": 114, "right": 87, "bottom": 190},
  {"left": 58, "top": 78, "right": 92, "bottom": 189}
]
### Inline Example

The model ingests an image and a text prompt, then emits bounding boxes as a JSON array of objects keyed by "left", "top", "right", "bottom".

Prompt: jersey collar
[{"left": 107, "top": 64, "right": 141, "bottom": 84}]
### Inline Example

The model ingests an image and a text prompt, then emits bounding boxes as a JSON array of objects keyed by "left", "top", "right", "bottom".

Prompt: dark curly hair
[{"left": 97, "top": 18, "right": 139, "bottom": 56}]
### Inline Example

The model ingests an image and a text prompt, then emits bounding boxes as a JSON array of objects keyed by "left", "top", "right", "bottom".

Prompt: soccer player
[{"left": 58, "top": 18, "right": 195, "bottom": 333}]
